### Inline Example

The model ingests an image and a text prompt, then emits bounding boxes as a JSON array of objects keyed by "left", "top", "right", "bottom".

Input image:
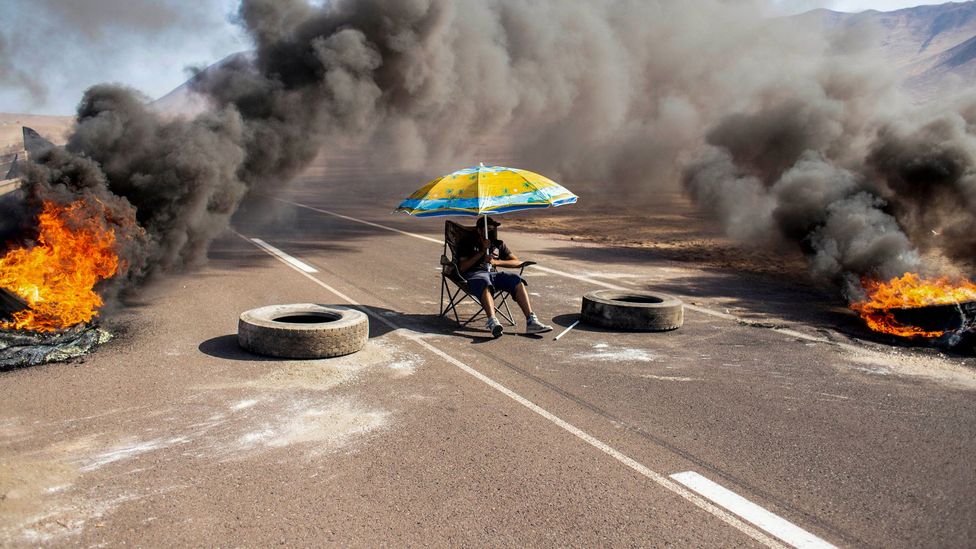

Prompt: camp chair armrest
[
  {"left": 446, "top": 263, "right": 465, "bottom": 281},
  {"left": 516, "top": 260, "right": 536, "bottom": 275}
]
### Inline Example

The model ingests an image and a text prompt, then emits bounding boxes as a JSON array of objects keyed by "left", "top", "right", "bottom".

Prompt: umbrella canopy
[{"left": 395, "top": 164, "right": 577, "bottom": 218}]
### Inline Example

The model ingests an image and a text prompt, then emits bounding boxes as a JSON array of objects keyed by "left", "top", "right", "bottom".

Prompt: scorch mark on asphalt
[{"left": 240, "top": 231, "right": 840, "bottom": 549}]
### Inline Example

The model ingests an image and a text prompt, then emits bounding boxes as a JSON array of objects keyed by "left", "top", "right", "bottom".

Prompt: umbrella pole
[{"left": 483, "top": 213, "right": 491, "bottom": 266}]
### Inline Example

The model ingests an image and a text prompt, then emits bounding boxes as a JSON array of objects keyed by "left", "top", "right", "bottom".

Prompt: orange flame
[
  {"left": 0, "top": 200, "right": 121, "bottom": 332},
  {"left": 851, "top": 273, "right": 976, "bottom": 338}
]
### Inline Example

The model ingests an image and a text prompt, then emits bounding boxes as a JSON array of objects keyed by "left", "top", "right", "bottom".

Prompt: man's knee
[{"left": 499, "top": 274, "right": 523, "bottom": 293}]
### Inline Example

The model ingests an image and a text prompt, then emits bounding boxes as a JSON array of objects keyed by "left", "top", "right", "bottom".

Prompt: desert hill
[{"left": 797, "top": 1, "right": 976, "bottom": 100}]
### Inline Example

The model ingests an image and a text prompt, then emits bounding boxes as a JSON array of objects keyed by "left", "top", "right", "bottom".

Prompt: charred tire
[
  {"left": 238, "top": 304, "right": 368, "bottom": 359},
  {"left": 581, "top": 290, "right": 683, "bottom": 332}
]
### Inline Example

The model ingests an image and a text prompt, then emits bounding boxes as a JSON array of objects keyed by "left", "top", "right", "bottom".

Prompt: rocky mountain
[
  {"left": 152, "top": 52, "right": 254, "bottom": 118},
  {"left": 796, "top": 1, "right": 976, "bottom": 101}
]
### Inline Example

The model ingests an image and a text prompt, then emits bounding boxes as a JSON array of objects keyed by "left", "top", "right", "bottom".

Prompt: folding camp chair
[{"left": 439, "top": 220, "right": 535, "bottom": 328}]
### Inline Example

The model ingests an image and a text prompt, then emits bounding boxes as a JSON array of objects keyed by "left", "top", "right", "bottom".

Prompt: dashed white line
[
  {"left": 671, "top": 472, "right": 837, "bottom": 549},
  {"left": 240, "top": 232, "right": 799, "bottom": 549},
  {"left": 250, "top": 238, "right": 319, "bottom": 273},
  {"left": 276, "top": 199, "right": 442, "bottom": 244}
]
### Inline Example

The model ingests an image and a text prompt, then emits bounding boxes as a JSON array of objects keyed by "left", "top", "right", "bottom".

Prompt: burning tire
[
  {"left": 238, "top": 304, "right": 368, "bottom": 359},
  {"left": 581, "top": 290, "right": 684, "bottom": 331}
]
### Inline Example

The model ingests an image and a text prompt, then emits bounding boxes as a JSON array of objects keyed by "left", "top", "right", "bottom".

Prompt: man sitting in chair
[{"left": 457, "top": 216, "right": 553, "bottom": 338}]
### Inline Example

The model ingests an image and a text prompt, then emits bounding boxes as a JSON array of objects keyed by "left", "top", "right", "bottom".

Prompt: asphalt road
[{"left": 1, "top": 159, "right": 975, "bottom": 548}]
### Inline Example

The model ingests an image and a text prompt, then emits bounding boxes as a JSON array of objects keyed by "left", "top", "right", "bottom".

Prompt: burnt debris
[
  {"left": 0, "top": 287, "right": 28, "bottom": 321},
  {"left": 0, "top": 323, "right": 111, "bottom": 370},
  {"left": 891, "top": 301, "right": 976, "bottom": 337}
]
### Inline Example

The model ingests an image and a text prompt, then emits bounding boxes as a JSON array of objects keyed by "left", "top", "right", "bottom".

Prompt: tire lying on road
[
  {"left": 580, "top": 290, "right": 684, "bottom": 331},
  {"left": 238, "top": 304, "right": 368, "bottom": 359}
]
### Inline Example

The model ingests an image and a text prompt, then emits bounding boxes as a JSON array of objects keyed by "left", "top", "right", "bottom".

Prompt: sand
[
  {"left": 502, "top": 190, "right": 812, "bottom": 282},
  {"left": 0, "top": 113, "right": 73, "bottom": 153}
]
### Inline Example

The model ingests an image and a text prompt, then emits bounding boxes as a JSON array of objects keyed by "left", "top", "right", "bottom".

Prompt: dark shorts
[{"left": 464, "top": 270, "right": 524, "bottom": 296}]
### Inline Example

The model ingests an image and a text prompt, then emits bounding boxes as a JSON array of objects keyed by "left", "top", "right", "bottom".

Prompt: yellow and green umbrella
[{"left": 395, "top": 164, "right": 577, "bottom": 230}]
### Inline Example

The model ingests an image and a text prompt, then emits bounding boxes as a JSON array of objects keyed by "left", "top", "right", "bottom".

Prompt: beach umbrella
[{"left": 395, "top": 163, "right": 578, "bottom": 239}]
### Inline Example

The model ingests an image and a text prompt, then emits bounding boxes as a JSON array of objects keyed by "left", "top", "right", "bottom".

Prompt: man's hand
[{"left": 479, "top": 235, "right": 494, "bottom": 264}]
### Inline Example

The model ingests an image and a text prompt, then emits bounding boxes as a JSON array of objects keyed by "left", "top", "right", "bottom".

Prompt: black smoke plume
[
  {"left": 685, "top": 88, "right": 976, "bottom": 297},
  {"left": 7, "top": 0, "right": 976, "bottom": 307}
]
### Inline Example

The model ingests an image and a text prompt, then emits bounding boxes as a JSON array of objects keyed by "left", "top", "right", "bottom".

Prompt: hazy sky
[
  {"left": 0, "top": 0, "right": 247, "bottom": 115},
  {"left": 773, "top": 0, "right": 952, "bottom": 13},
  {"left": 0, "top": 0, "right": 964, "bottom": 115}
]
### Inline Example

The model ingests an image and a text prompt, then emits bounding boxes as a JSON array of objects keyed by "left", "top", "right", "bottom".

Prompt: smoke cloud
[
  {"left": 0, "top": 0, "right": 244, "bottom": 114},
  {"left": 0, "top": 33, "right": 48, "bottom": 108},
  {"left": 9, "top": 0, "right": 976, "bottom": 303},
  {"left": 685, "top": 73, "right": 976, "bottom": 295}
]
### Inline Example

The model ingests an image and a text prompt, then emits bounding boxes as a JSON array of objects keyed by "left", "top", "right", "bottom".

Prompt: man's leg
[
  {"left": 505, "top": 277, "right": 551, "bottom": 334},
  {"left": 469, "top": 273, "right": 503, "bottom": 336},
  {"left": 480, "top": 286, "right": 503, "bottom": 338},
  {"left": 480, "top": 286, "right": 496, "bottom": 318},
  {"left": 513, "top": 282, "right": 533, "bottom": 318}
]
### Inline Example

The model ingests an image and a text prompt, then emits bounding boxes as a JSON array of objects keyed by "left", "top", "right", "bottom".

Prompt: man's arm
[
  {"left": 492, "top": 241, "right": 523, "bottom": 269},
  {"left": 458, "top": 248, "right": 488, "bottom": 273},
  {"left": 492, "top": 254, "right": 522, "bottom": 269}
]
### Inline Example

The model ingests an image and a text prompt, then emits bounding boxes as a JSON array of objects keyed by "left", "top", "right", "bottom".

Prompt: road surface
[{"left": 1, "top": 156, "right": 974, "bottom": 548}]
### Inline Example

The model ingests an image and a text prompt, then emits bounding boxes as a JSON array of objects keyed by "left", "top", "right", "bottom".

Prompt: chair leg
[
  {"left": 441, "top": 279, "right": 520, "bottom": 331},
  {"left": 494, "top": 291, "right": 517, "bottom": 326},
  {"left": 441, "top": 281, "right": 465, "bottom": 324},
  {"left": 461, "top": 307, "right": 482, "bottom": 327},
  {"left": 501, "top": 299, "right": 516, "bottom": 326},
  {"left": 448, "top": 287, "right": 465, "bottom": 324},
  {"left": 460, "top": 293, "right": 487, "bottom": 327},
  {"left": 439, "top": 277, "right": 447, "bottom": 317}
]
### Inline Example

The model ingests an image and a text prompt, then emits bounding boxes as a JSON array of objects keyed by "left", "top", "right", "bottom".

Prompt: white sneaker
[
  {"left": 486, "top": 316, "right": 504, "bottom": 338},
  {"left": 525, "top": 314, "right": 553, "bottom": 334}
]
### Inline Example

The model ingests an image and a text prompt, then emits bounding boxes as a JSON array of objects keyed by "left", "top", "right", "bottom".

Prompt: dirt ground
[
  {"left": 502, "top": 193, "right": 812, "bottom": 282},
  {"left": 0, "top": 113, "right": 72, "bottom": 153}
]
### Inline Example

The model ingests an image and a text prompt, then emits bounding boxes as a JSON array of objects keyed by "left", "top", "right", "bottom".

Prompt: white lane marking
[
  {"left": 250, "top": 238, "right": 319, "bottom": 273},
  {"left": 274, "top": 198, "right": 443, "bottom": 244},
  {"left": 554, "top": 320, "right": 580, "bottom": 341},
  {"left": 671, "top": 472, "right": 836, "bottom": 549},
  {"left": 272, "top": 197, "right": 853, "bottom": 349},
  {"left": 241, "top": 233, "right": 789, "bottom": 549}
]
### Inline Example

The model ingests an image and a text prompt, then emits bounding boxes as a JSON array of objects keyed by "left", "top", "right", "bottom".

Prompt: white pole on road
[{"left": 554, "top": 319, "right": 580, "bottom": 341}]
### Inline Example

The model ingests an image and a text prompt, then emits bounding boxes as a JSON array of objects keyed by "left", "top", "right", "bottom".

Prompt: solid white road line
[
  {"left": 271, "top": 196, "right": 857, "bottom": 350},
  {"left": 250, "top": 238, "right": 319, "bottom": 273},
  {"left": 277, "top": 199, "right": 443, "bottom": 244},
  {"left": 671, "top": 472, "right": 837, "bottom": 549},
  {"left": 240, "top": 233, "right": 793, "bottom": 549}
]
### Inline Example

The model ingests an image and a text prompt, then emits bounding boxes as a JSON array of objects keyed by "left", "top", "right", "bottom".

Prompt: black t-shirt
[{"left": 458, "top": 235, "right": 513, "bottom": 274}]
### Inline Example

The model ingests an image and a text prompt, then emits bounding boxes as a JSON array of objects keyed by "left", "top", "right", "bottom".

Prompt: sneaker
[
  {"left": 486, "top": 316, "right": 504, "bottom": 338},
  {"left": 525, "top": 314, "right": 553, "bottom": 334}
]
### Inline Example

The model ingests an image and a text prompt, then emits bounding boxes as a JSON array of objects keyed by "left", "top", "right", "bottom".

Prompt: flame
[
  {"left": 851, "top": 273, "right": 976, "bottom": 338},
  {"left": 0, "top": 200, "right": 121, "bottom": 332}
]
